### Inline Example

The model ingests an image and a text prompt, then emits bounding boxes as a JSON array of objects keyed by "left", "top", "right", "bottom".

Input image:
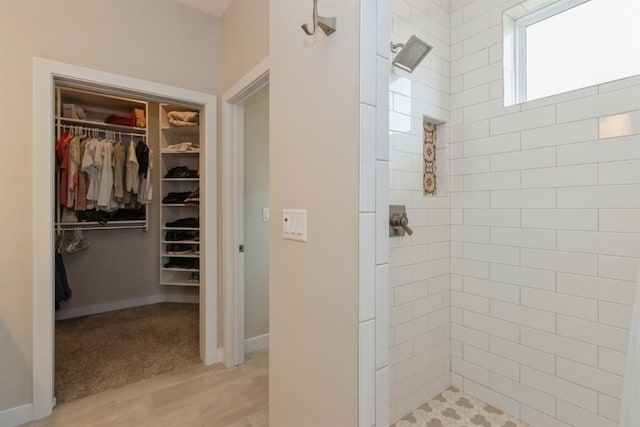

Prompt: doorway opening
[
  {"left": 221, "top": 58, "right": 270, "bottom": 368},
  {"left": 241, "top": 86, "right": 271, "bottom": 357},
  {"left": 32, "top": 58, "right": 217, "bottom": 419}
]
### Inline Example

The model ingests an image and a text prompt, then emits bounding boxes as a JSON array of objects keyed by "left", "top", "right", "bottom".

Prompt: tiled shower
[{"left": 388, "top": 0, "right": 639, "bottom": 426}]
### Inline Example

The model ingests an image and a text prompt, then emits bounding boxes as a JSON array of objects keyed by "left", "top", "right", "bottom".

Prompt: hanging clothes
[
  {"left": 138, "top": 148, "right": 153, "bottom": 205},
  {"left": 135, "top": 139, "right": 150, "bottom": 179},
  {"left": 126, "top": 140, "right": 139, "bottom": 194},
  {"left": 81, "top": 137, "right": 100, "bottom": 206},
  {"left": 66, "top": 135, "right": 81, "bottom": 209},
  {"left": 96, "top": 139, "right": 115, "bottom": 210},
  {"left": 55, "top": 132, "right": 71, "bottom": 207},
  {"left": 55, "top": 252, "right": 72, "bottom": 310},
  {"left": 113, "top": 141, "right": 126, "bottom": 203},
  {"left": 75, "top": 137, "right": 89, "bottom": 212}
]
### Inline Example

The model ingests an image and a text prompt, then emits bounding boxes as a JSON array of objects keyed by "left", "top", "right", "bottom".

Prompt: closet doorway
[{"left": 32, "top": 58, "right": 217, "bottom": 419}]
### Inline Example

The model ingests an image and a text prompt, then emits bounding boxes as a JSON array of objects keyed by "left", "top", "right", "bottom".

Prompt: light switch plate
[
  {"left": 262, "top": 207, "right": 271, "bottom": 222},
  {"left": 282, "top": 209, "right": 307, "bottom": 242}
]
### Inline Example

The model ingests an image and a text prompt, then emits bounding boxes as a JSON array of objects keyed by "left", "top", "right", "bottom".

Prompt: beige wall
[
  {"left": 0, "top": 0, "right": 220, "bottom": 411},
  {"left": 269, "top": 1, "right": 360, "bottom": 426},
  {"left": 244, "top": 87, "right": 270, "bottom": 340},
  {"left": 221, "top": 0, "right": 269, "bottom": 91}
]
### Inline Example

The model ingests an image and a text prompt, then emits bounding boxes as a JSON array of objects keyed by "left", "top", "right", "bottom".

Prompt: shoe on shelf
[
  {"left": 164, "top": 166, "right": 198, "bottom": 179},
  {"left": 189, "top": 272, "right": 200, "bottom": 284},
  {"left": 185, "top": 188, "right": 200, "bottom": 203}
]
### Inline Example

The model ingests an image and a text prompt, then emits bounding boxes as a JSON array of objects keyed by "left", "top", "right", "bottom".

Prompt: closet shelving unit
[
  {"left": 54, "top": 86, "right": 149, "bottom": 231},
  {"left": 159, "top": 104, "right": 201, "bottom": 287}
]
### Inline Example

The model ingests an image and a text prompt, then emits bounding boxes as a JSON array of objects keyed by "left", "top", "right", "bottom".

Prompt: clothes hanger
[{"left": 56, "top": 229, "right": 65, "bottom": 254}]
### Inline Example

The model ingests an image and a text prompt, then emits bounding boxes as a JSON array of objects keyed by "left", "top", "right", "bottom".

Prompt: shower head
[{"left": 391, "top": 35, "right": 433, "bottom": 73}]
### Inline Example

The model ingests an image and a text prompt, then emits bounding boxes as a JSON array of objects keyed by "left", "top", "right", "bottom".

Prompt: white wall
[
  {"left": 244, "top": 87, "right": 270, "bottom": 341},
  {"left": 449, "top": 1, "right": 640, "bottom": 426},
  {"left": 0, "top": 0, "right": 220, "bottom": 413},
  {"left": 388, "top": 0, "right": 452, "bottom": 422}
]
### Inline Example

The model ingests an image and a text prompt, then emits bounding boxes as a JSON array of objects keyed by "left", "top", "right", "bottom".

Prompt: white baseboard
[
  {"left": 245, "top": 333, "right": 269, "bottom": 353},
  {"left": 55, "top": 293, "right": 199, "bottom": 320},
  {"left": 0, "top": 403, "right": 33, "bottom": 427}
]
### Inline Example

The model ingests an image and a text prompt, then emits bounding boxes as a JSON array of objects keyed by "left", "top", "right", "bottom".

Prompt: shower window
[{"left": 504, "top": 0, "right": 640, "bottom": 105}]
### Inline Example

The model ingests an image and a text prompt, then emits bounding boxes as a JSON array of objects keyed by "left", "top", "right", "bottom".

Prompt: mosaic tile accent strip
[
  {"left": 423, "top": 121, "right": 437, "bottom": 196},
  {"left": 393, "top": 387, "right": 529, "bottom": 427}
]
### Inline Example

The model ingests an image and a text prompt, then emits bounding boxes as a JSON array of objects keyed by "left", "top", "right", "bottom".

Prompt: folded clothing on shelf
[
  {"left": 162, "top": 192, "right": 191, "bottom": 204},
  {"left": 167, "top": 111, "right": 199, "bottom": 127},
  {"left": 162, "top": 142, "right": 200, "bottom": 153},
  {"left": 105, "top": 115, "right": 136, "bottom": 127},
  {"left": 164, "top": 257, "right": 199, "bottom": 270},
  {"left": 165, "top": 244, "right": 198, "bottom": 255},
  {"left": 165, "top": 230, "right": 199, "bottom": 241},
  {"left": 166, "top": 217, "right": 199, "bottom": 228},
  {"left": 62, "top": 104, "right": 87, "bottom": 120},
  {"left": 164, "top": 166, "right": 198, "bottom": 179}
]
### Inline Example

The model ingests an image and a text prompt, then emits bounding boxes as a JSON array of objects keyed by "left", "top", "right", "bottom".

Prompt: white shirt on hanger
[{"left": 125, "top": 140, "right": 139, "bottom": 194}]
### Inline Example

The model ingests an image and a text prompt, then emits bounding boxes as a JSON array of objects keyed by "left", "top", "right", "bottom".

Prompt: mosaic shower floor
[{"left": 393, "top": 387, "right": 529, "bottom": 427}]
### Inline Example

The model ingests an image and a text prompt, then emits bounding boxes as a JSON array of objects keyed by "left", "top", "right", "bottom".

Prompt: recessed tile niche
[{"left": 423, "top": 116, "right": 446, "bottom": 197}]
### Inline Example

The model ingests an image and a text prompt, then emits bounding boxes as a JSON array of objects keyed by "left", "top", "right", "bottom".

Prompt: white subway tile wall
[
  {"left": 389, "top": 0, "right": 452, "bottom": 423},
  {"left": 361, "top": 0, "right": 391, "bottom": 426},
  {"left": 449, "top": 0, "right": 640, "bottom": 425}
]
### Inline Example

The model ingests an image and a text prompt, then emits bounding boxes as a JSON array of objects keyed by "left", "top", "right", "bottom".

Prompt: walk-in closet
[{"left": 53, "top": 81, "right": 204, "bottom": 404}]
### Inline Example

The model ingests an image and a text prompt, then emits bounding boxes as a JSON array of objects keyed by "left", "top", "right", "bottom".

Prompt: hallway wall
[
  {"left": 388, "top": 0, "right": 452, "bottom": 422},
  {"left": 449, "top": 0, "right": 640, "bottom": 426},
  {"left": 269, "top": 1, "right": 360, "bottom": 426}
]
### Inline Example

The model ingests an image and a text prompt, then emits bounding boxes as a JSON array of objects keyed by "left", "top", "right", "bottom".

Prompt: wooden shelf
[
  {"left": 56, "top": 220, "right": 147, "bottom": 230},
  {"left": 161, "top": 151, "right": 200, "bottom": 155},
  {"left": 57, "top": 117, "right": 146, "bottom": 134},
  {"left": 160, "top": 104, "right": 201, "bottom": 291},
  {"left": 161, "top": 253, "right": 199, "bottom": 258},
  {"left": 161, "top": 126, "right": 199, "bottom": 137},
  {"left": 160, "top": 281, "right": 199, "bottom": 287},
  {"left": 162, "top": 227, "right": 199, "bottom": 231}
]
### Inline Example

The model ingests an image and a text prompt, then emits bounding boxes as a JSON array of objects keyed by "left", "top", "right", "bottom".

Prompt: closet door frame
[
  {"left": 221, "top": 58, "right": 270, "bottom": 368},
  {"left": 32, "top": 58, "right": 218, "bottom": 420}
]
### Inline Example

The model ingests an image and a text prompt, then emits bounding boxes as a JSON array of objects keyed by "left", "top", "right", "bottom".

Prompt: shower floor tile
[{"left": 393, "top": 386, "right": 529, "bottom": 427}]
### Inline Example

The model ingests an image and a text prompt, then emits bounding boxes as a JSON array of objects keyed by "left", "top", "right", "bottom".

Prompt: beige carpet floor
[{"left": 55, "top": 302, "right": 200, "bottom": 404}]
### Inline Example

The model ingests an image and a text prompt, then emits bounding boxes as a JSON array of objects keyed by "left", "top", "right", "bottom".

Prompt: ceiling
[{"left": 174, "top": 0, "right": 233, "bottom": 18}]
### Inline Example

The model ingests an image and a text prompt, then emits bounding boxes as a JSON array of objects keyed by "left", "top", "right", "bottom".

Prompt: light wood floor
[{"left": 24, "top": 350, "right": 268, "bottom": 427}]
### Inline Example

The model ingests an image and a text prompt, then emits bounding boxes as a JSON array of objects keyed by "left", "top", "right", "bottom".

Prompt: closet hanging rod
[
  {"left": 55, "top": 222, "right": 147, "bottom": 232},
  {"left": 59, "top": 124, "right": 145, "bottom": 139}
]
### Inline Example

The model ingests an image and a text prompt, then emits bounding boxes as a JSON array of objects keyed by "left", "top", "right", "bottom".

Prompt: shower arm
[
  {"left": 390, "top": 42, "right": 405, "bottom": 53},
  {"left": 301, "top": 0, "right": 337, "bottom": 37}
]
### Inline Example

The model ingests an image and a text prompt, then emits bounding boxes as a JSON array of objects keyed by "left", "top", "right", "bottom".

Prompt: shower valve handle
[{"left": 390, "top": 212, "right": 413, "bottom": 236}]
